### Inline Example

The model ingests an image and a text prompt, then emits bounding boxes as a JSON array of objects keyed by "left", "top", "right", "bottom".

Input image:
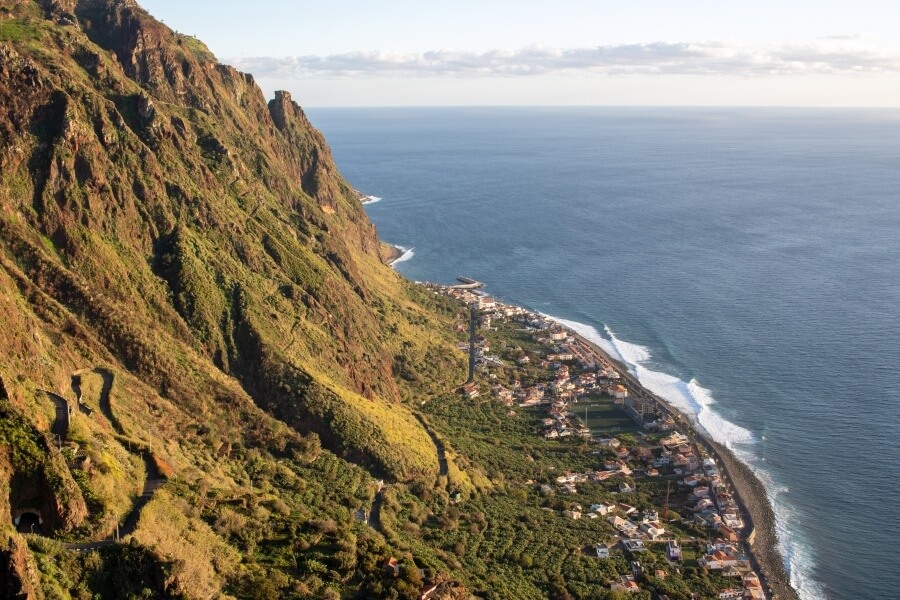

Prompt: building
[
  {"left": 621, "top": 539, "right": 647, "bottom": 555},
  {"left": 478, "top": 296, "right": 496, "bottom": 309},
  {"left": 609, "top": 516, "right": 639, "bottom": 536},
  {"left": 383, "top": 557, "right": 400, "bottom": 577},
  {"left": 460, "top": 383, "right": 480, "bottom": 398},
  {"left": 639, "top": 521, "right": 667, "bottom": 540},
  {"left": 590, "top": 503, "right": 614, "bottom": 515},
  {"left": 666, "top": 540, "right": 682, "bottom": 561},
  {"left": 616, "top": 503, "right": 638, "bottom": 515},
  {"left": 610, "top": 577, "right": 641, "bottom": 594},
  {"left": 699, "top": 550, "right": 747, "bottom": 570},
  {"left": 661, "top": 432, "right": 690, "bottom": 448}
]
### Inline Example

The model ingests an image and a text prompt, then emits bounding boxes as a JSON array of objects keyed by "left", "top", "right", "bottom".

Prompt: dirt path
[{"left": 118, "top": 450, "right": 165, "bottom": 538}]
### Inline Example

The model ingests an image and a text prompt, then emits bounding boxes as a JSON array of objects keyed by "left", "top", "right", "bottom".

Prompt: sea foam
[
  {"left": 390, "top": 246, "right": 414, "bottom": 266},
  {"left": 361, "top": 195, "right": 382, "bottom": 204},
  {"left": 549, "top": 315, "right": 827, "bottom": 599},
  {"left": 551, "top": 316, "right": 755, "bottom": 451}
]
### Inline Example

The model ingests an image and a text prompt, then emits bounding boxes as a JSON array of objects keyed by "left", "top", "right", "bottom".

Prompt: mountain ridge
[{"left": 1, "top": 1, "right": 469, "bottom": 596}]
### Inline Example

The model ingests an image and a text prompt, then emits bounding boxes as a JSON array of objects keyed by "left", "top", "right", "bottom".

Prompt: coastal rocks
[{"left": 709, "top": 440, "right": 800, "bottom": 600}]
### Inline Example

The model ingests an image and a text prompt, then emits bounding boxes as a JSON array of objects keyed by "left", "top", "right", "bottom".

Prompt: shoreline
[
  {"left": 708, "top": 439, "right": 798, "bottom": 600},
  {"left": 380, "top": 243, "right": 406, "bottom": 266},
  {"left": 571, "top": 331, "right": 800, "bottom": 600}
]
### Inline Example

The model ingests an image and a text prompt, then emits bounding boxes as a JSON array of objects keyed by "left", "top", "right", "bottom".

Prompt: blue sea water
[{"left": 308, "top": 107, "right": 900, "bottom": 600}]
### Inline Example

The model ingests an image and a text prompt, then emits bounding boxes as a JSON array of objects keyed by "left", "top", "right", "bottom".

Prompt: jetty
[{"left": 447, "top": 276, "right": 484, "bottom": 290}]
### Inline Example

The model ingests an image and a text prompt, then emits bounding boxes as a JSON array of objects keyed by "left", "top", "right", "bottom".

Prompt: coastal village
[{"left": 431, "top": 280, "right": 772, "bottom": 600}]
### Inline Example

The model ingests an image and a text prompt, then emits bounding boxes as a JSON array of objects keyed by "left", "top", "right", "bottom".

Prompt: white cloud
[{"left": 229, "top": 39, "right": 900, "bottom": 79}]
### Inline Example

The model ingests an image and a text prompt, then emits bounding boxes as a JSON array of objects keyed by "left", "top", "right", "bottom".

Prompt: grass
[
  {"left": 302, "top": 373, "right": 440, "bottom": 481},
  {"left": 130, "top": 489, "right": 239, "bottom": 598},
  {"left": 573, "top": 396, "right": 641, "bottom": 434},
  {"left": 176, "top": 33, "right": 216, "bottom": 61},
  {"left": 0, "top": 19, "right": 41, "bottom": 44}
]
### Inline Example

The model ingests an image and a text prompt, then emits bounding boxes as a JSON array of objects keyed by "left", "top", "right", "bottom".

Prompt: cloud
[{"left": 228, "top": 38, "right": 900, "bottom": 79}]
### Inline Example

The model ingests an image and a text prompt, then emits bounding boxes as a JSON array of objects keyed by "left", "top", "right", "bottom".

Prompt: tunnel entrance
[{"left": 14, "top": 511, "right": 44, "bottom": 535}]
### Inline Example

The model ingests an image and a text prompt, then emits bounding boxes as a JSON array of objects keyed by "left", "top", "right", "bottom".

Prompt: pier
[{"left": 447, "top": 276, "right": 484, "bottom": 290}]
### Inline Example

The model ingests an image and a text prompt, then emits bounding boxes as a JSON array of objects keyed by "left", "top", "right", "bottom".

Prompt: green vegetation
[
  {"left": 28, "top": 535, "right": 181, "bottom": 599},
  {"left": 176, "top": 33, "right": 216, "bottom": 61},
  {"left": 0, "top": 402, "right": 49, "bottom": 477},
  {"left": 0, "top": 19, "right": 41, "bottom": 44}
]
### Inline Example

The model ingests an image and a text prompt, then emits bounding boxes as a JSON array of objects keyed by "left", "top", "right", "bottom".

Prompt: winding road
[
  {"left": 61, "top": 369, "right": 167, "bottom": 551},
  {"left": 90, "top": 369, "right": 124, "bottom": 435},
  {"left": 45, "top": 391, "right": 70, "bottom": 445},
  {"left": 366, "top": 415, "right": 452, "bottom": 533}
]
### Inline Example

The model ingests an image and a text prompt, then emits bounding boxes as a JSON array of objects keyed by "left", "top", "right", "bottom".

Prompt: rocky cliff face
[
  {"left": 1, "top": 535, "right": 41, "bottom": 600},
  {"left": 0, "top": 2, "right": 465, "bottom": 595},
  {"left": 269, "top": 90, "right": 345, "bottom": 214}
]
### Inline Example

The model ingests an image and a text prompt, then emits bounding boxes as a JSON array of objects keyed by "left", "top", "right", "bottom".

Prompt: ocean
[{"left": 308, "top": 107, "right": 900, "bottom": 600}]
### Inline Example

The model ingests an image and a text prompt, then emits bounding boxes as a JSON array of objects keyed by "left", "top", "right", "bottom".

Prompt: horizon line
[{"left": 302, "top": 103, "right": 900, "bottom": 110}]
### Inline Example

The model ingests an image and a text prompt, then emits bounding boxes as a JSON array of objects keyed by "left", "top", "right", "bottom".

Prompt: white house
[
  {"left": 611, "top": 384, "right": 629, "bottom": 399},
  {"left": 639, "top": 521, "right": 667, "bottom": 540},
  {"left": 590, "top": 503, "right": 614, "bottom": 515},
  {"left": 616, "top": 503, "right": 638, "bottom": 515},
  {"left": 609, "top": 516, "right": 638, "bottom": 536},
  {"left": 699, "top": 550, "right": 744, "bottom": 570},
  {"left": 478, "top": 296, "right": 496, "bottom": 309}
]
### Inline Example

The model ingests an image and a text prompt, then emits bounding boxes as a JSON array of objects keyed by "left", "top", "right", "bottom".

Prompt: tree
[{"left": 548, "top": 573, "right": 572, "bottom": 600}]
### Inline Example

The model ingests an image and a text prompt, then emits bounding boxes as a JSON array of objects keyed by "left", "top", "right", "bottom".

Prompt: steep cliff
[{"left": 0, "top": 1, "right": 466, "bottom": 596}]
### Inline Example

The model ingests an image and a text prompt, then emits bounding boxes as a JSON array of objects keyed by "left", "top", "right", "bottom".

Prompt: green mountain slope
[{"left": 1, "top": 0, "right": 468, "bottom": 596}]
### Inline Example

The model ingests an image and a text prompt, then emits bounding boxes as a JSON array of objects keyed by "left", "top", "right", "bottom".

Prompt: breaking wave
[{"left": 550, "top": 316, "right": 755, "bottom": 451}]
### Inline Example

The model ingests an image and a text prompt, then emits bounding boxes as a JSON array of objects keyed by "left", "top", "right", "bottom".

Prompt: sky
[{"left": 139, "top": 0, "right": 900, "bottom": 107}]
